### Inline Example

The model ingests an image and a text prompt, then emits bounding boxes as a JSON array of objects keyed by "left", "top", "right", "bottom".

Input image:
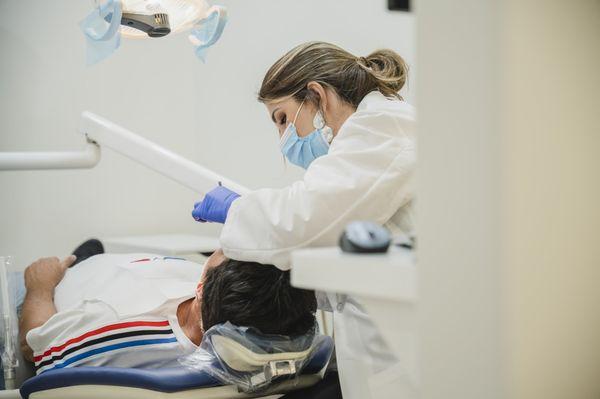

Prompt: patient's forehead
[{"left": 204, "top": 249, "right": 227, "bottom": 270}]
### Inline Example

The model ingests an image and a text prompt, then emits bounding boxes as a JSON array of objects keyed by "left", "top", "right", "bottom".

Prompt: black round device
[{"left": 339, "top": 221, "right": 391, "bottom": 254}]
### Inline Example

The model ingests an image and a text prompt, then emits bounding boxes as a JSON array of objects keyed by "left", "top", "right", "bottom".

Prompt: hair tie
[{"left": 357, "top": 56, "right": 372, "bottom": 71}]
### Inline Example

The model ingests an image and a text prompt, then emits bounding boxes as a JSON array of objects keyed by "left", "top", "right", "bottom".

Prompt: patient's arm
[{"left": 18, "top": 256, "right": 76, "bottom": 361}]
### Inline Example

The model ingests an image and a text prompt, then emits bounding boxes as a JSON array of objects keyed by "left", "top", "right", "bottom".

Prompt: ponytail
[
  {"left": 357, "top": 49, "right": 408, "bottom": 100},
  {"left": 259, "top": 41, "right": 409, "bottom": 107}
]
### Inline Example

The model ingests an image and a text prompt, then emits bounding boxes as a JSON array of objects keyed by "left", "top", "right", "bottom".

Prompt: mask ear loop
[
  {"left": 279, "top": 98, "right": 307, "bottom": 168},
  {"left": 291, "top": 99, "right": 306, "bottom": 125}
]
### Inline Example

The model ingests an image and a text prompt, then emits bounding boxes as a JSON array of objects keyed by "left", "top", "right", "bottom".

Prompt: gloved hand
[{"left": 192, "top": 185, "right": 240, "bottom": 224}]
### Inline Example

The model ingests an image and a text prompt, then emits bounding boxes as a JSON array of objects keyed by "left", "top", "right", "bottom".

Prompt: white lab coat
[
  {"left": 324, "top": 293, "right": 417, "bottom": 399},
  {"left": 221, "top": 90, "right": 416, "bottom": 399},
  {"left": 221, "top": 90, "right": 416, "bottom": 269}
]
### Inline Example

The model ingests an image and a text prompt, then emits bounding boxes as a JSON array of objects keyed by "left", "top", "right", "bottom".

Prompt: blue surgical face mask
[{"left": 279, "top": 101, "right": 334, "bottom": 169}]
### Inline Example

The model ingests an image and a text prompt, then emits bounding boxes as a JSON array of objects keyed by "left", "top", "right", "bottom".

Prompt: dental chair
[{"left": 18, "top": 334, "right": 333, "bottom": 399}]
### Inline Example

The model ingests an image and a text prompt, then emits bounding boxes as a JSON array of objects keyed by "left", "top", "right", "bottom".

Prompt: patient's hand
[
  {"left": 24, "top": 256, "right": 76, "bottom": 294},
  {"left": 20, "top": 255, "right": 77, "bottom": 361}
]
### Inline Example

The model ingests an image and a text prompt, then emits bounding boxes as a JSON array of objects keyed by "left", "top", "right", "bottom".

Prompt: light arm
[
  {"left": 0, "top": 111, "right": 249, "bottom": 196},
  {"left": 80, "top": 112, "right": 249, "bottom": 195},
  {"left": 0, "top": 140, "right": 100, "bottom": 171}
]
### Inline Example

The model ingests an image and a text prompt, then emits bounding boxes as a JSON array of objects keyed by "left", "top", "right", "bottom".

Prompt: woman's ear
[{"left": 306, "top": 81, "right": 328, "bottom": 111}]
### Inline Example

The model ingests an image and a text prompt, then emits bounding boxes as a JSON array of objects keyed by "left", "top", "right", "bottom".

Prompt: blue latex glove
[{"left": 192, "top": 186, "right": 240, "bottom": 224}]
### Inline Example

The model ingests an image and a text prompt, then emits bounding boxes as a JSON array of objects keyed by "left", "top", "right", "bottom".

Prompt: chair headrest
[
  {"left": 179, "top": 322, "right": 330, "bottom": 392},
  {"left": 212, "top": 334, "right": 314, "bottom": 372}
]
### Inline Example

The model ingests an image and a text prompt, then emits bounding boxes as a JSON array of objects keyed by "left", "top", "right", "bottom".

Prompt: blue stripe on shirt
[{"left": 40, "top": 337, "right": 179, "bottom": 373}]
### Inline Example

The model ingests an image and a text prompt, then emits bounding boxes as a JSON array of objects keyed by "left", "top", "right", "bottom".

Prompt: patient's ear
[{"left": 195, "top": 281, "right": 204, "bottom": 301}]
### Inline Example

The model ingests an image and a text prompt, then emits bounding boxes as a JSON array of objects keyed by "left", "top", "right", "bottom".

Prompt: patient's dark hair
[{"left": 201, "top": 259, "right": 317, "bottom": 336}]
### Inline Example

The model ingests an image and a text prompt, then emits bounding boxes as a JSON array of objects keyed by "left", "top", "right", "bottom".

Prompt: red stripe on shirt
[
  {"left": 33, "top": 320, "right": 170, "bottom": 362},
  {"left": 131, "top": 258, "right": 151, "bottom": 263}
]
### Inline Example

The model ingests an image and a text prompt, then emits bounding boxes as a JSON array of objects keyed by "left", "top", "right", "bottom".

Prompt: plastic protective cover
[
  {"left": 179, "top": 322, "right": 328, "bottom": 392},
  {"left": 1, "top": 259, "right": 22, "bottom": 389}
]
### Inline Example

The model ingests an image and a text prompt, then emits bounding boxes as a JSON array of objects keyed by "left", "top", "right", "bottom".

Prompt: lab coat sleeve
[{"left": 220, "top": 110, "right": 415, "bottom": 270}]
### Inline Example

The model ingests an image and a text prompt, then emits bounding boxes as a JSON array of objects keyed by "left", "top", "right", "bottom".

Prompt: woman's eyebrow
[{"left": 271, "top": 107, "right": 281, "bottom": 123}]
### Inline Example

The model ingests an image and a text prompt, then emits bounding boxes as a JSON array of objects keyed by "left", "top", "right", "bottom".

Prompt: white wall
[
  {"left": 0, "top": 0, "right": 415, "bottom": 270},
  {"left": 417, "top": 1, "right": 506, "bottom": 398}
]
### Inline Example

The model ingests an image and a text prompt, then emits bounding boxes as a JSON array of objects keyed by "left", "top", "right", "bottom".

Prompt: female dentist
[{"left": 192, "top": 41, "right": 416, "bottom": 399}]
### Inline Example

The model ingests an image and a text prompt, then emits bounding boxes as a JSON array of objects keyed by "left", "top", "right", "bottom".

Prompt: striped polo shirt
[{"left": 26, "top": 254, "right": 203, "bottom": 374}]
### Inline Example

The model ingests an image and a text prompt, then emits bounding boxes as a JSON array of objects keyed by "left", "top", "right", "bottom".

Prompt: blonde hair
[{"left": 258, "top": 41, "right": 408, "bottom": 106}]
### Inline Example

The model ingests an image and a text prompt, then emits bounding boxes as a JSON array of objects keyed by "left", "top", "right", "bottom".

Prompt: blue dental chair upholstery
[{"left": 20, "top": 336, "right": 333, "bottom": 399}]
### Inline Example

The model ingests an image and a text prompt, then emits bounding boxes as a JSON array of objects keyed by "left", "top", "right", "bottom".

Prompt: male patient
[{"left": 18, "top": 241, "right": 316, "bottom": 375}]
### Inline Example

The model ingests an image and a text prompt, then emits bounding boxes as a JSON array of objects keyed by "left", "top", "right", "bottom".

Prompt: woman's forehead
[{"left": 267, "top": 96, "right": 301, "bottom": 110}]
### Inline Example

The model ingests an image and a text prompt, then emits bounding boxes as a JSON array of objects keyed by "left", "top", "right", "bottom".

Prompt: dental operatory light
[
  {"left": 119, "top": 0, "right": 204, "bottom": 38},
  {"left": 81, "top": 0, "right": 227, "bottom": 64}
]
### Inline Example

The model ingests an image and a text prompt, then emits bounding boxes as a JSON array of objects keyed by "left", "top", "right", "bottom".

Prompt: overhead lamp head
[
  {"left": 82, "top": 0, "right": 226, "bottom": 64},
  {"left": 120, "top": 12, "right": 171, "bottom": 37},
  {"left": 119, "top": 0, "right": 207, "bottom": 38}
]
